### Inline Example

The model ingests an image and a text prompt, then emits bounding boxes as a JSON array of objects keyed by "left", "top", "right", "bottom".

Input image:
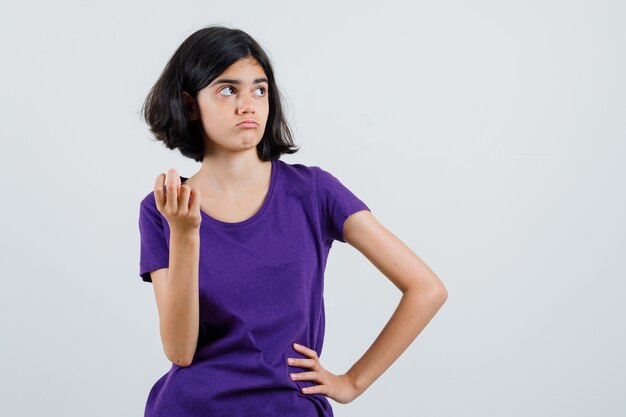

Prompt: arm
[
  {"left": 150, "top": 230, "right": 200, "bottom": 367},
  {"left": 342, "top": 210, "right": 448, "bottom": 397},
  {"left": 149, "top": 169, "right": 202, "bottom": 367}
]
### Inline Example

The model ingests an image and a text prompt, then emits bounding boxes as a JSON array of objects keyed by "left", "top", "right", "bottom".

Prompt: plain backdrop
[{"left": 1, "top": 1, "right": 624, "bottom": 416}]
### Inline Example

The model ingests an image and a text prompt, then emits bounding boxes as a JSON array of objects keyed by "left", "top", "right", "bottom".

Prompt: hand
[
  {"left": 287, "top": 342, "right": 360, "bottom": 405},
  {"left": 154, "top": 168, "right": 202, "bottom": 233}
]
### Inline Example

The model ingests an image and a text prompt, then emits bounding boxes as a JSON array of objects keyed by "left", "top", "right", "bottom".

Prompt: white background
[{"left": 1, "top": 1, "right": 624, "bottom": 416}]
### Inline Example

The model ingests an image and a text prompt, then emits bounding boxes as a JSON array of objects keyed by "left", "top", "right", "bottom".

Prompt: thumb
[{"left": 190, "top": 187, "right": 201, "bottom": 211}]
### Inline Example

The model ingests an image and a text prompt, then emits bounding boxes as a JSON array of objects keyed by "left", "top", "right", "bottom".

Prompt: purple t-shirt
[{"left": 138, "top": 159, "right": 370, "bottom": 417}]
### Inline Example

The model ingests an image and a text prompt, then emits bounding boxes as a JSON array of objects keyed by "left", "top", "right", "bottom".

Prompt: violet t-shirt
[{"left": 137, "top": 159, "right": 370, "bottom": 417}]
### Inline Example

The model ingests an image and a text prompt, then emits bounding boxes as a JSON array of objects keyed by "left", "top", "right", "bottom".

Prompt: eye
[
  {"left": 218, "top": 86, "right": 236, "bottom": 96},
  {"left": 255, "top": 87, "right": 267, "bottom": 97}
]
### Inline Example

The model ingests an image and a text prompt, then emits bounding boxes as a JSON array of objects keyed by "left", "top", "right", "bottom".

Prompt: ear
[{"left": 182, "top": 91, "right": 199, "bottom": 121}]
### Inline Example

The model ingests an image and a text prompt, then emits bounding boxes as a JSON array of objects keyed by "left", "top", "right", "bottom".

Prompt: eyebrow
[{"left": 210, "top": 77, "right": 269, "bottom": 87}]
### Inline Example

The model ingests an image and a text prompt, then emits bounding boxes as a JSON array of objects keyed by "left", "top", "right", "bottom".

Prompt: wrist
[
  {"left": 344, "top": 371, "right": 364, "bottom": 397},
  {"left": 170, "top": 228, "right": 200, "bottom": 242}
]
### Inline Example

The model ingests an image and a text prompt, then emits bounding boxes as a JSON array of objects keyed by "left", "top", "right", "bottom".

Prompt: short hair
[{"left": 141, "top": 25, "right": 299, "bottom": 162}]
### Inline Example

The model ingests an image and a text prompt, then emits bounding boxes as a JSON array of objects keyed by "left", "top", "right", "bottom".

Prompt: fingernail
[{"left": 293, "top": 342, "right": 300, "bottom": 347}]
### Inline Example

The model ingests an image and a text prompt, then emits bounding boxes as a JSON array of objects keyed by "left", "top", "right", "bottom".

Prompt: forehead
[{"left": 220, "top": 57, "right": 266, "bottom": 78}]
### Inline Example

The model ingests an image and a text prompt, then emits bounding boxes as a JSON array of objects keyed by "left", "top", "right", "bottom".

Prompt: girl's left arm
[{"left": 341, "top": 209, "right": 448, "bottom": 397}]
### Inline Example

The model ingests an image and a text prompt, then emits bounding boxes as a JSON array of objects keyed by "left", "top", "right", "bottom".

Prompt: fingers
[
  {"left": 153, "top": 172, "right": 166, "bottom": 211},
  {"left": 288, "top": 343, "right": 319, "bottom": 369},
  {"left": 293, "top": 343, "right": 318, "bottom": 359},
  {"left": 288, "top": 357, "right": 317, "bottom": 368},
  {"left": 179, "top": 184, "right": 192, "bottom": 213},
  {"left": 190, "top": 185, "right": 201, "bottom": 212},
  {"left": 290, "top": 370, "right": 319, "bottom": 381},
  {"left": 165, "top": 168, "right": 179, "bottom": 212},
  {"left": 154, "top": 168, "right": 201, "bottom": 218}
]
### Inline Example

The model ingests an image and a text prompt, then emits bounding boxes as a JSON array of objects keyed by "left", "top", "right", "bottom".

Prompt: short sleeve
[
  {"left": 138, "top": 194, "right": 170, "bottom": 283},
  {"left": 314, "top": 166, "right": 371, "bottom": 244}
]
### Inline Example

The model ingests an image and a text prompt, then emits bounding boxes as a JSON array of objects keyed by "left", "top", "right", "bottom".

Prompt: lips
[
  {"left": 237, "top": 120, "right": 259, "bottom": 128},
  {"left": 237, "top": 120, "right": 258, "bottom": 127}
]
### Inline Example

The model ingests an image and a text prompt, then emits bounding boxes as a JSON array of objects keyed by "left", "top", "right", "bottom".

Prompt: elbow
[
  {"left": 426, "top": 274, "right": 448, "bottom": 305},
  {"left": 164, "top": 345, "right": 195, "bottom": 367},
  {"left": 412, "top": 283, "right": 447, "bottom": 305},
  {"left": 167, "top": 351, "right": 194, "bottom": 367},
  {"left": 437, "top": 284, "right": 448, "bottom": 303},
  {"left": 160, "top": 321, "right": 198, "bottom": 368},
  {"left": 176, "top": 358, "right": 194, "bottom": 368},
  {"left": 408, "top": 271, "right": 448, "bottom": 304},
  {"left": 431, "top": 282, "right": 448, "bottom": 306}
]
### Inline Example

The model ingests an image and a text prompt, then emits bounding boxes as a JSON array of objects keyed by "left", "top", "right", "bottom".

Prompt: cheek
[{"left": 199, "top": 104, "right": 225, "bottom": 123}]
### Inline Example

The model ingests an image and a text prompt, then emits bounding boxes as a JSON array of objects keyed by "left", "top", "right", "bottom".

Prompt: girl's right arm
[{"left": 150, "top": 169, "right": 202, "bottom": 367}]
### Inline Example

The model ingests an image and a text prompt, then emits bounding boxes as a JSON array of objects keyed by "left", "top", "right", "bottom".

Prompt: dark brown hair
[{"left": 141, "top": 25, "right": 299, "bottom": 162}]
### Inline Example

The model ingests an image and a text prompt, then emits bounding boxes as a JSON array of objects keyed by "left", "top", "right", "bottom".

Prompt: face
[{"left": 184, "top": 56, "right": 270, "bottom": 155}]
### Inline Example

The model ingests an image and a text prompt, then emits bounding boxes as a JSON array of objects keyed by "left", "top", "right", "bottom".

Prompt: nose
[{"left": 236, "top": 92, "right": 255, "bottom": 114}]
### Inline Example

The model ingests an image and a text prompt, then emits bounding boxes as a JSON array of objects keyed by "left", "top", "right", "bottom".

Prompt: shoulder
[
  {"left": 138, "top": 190, "right": 166, "bottom": 223},
  {"left": 276, "top": 159, "right": 317, "bottom": 179},
  {"left": 275, "top": 158, "right": 337, "bottom": 186},
  {"left": 139, "top": 190, "right": 157, "bottom": 209},
  {"left": 275, "top": 159, "right": 323, "bottom": 191},
  {"left": 275, "top": 160, "right": 354, "bottom": 204}
]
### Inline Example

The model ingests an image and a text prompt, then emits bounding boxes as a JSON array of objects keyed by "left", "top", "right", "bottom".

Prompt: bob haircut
[{"left": 141, "top": 25, "right": 299, "bottom": 162}]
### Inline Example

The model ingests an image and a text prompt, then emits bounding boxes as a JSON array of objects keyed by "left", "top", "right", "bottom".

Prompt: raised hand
[{"left": 153, "top": 168, "right": 202, "bottom": 233}]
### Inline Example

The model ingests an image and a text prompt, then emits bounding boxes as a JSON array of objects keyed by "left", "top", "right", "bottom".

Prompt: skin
[
  {"left": 150, "top": 56, "right": 448, "bottom": 404},
  {"left": 181, "top": 55, "right": 272, "bottom": 210},
  {"left": 288, "top": 213, "right": 448, "bottom": 404}
]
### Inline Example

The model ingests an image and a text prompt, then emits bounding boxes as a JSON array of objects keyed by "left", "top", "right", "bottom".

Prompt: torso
[{"left": 140, "top": 159, "right": 349, "bottom": 416}]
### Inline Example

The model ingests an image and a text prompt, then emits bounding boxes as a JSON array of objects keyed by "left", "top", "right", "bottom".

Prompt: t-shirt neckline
[{"left": 180, "top": 158, "right": 278, "bottom": 230}]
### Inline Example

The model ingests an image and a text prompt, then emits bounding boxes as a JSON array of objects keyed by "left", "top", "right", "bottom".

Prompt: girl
[{"left": 138, "top": 25, "right": 447, "bottom": 417}]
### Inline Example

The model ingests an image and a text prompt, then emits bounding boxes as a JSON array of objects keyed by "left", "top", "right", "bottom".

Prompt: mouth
[{"left": 237, "top": 121, "right": 259, "bottom": 128}]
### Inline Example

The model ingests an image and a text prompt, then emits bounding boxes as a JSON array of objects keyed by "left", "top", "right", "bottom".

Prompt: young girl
[{"left": 138, "top": 25, "right": 447, "bottom": 417}]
